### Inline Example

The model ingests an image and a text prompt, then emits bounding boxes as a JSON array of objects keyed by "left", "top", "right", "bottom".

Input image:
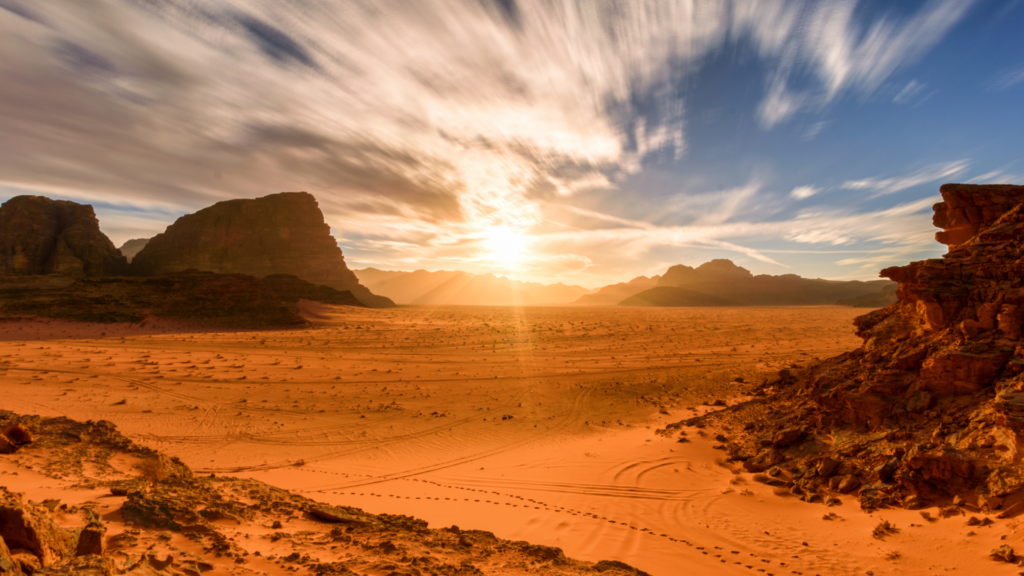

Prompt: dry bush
[
  {"left": 872, "top": 519, "right": 898, "bottom": 540},
  {"left": 730, "top": 476, "right": 746, "bottom": 486},
  {"left": 772, "top": 486, "right": 794, "bottom": 497},
  {"left": 751, "top": 473, "right": 770, "bottom": 484},
  {"left": 884, "top": 550, "right": 902, "bottom": 561},
  {"left": 938, "top": 505, "right": 962, "bottom": 518},
  {"left": 822, "top": 512, "right": 841, "bottom": 521},
  {"left": 136, "top": 456, "right": 171, "bottom": 483}
]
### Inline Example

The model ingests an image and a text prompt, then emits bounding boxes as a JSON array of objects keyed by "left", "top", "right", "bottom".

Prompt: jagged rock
[
  {"left": 593, "top": 559, "right": 652, "bottom": 575},
  {"left": 130, "top": 192, "right": 392, "bottom": 307},
  {"left": 74, "top": 523, "right": 105, "bottom": 557},
  {"left": 0, "top": 488, "right": 74, "bottom": 567},
  {"left": 674, "top": 183, "right": 1024, "bottom": 509},
  {"left": 306, "top": 505, "right": 371, "bottom": 525},
  {"left": 0, "top": 536, "right": 24, "bottom": 576},
  {"left": 771, "top": 427, "right": 806, "bottom": 448},
  {"left": 989, "top": 544, "right": 1015, "bottom": 562},
  {"left": 0, "top": 196, "right": 127, "bottom": 277},
  {"left": 0, "top": 436, "right": 16, "bottom": 455},
  {"left": 1, "top": 425, "right": 32, "bottom": 445}
]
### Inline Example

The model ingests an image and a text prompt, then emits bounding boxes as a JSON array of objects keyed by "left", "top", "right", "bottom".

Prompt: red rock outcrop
[
  {"left": 0, "top": 196, "right": 128, "bottom": 277},
  {"left": 674, "top": 183, "right": 1024, "bottom": 512},
  {"left": 130, "top": 192, "right": 393, "bottom": 307}
]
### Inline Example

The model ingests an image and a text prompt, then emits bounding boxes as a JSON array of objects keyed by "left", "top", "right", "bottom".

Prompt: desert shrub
[{"left": 872, "top": 519, "right": 898, "bottom": 539}]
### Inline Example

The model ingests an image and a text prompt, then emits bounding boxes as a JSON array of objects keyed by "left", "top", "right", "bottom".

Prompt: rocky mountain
[
  {"left": 573, "top": 275, "right": 660, "bottom": 305},
  {"left": 0, "top": 196, "right": 127, "bottom": 277},
  {"left": 117, "top": 238, "right": 150, "bottom": 263},
  {"left": 674, "top": 183, "right": 1024, "bottom": 512},
  {"left": 354, "top": 268, "right": 592, "bottom": 306},
  {"left": 130, "top": 192, "right": 393, "bottom": 307},
  {"left": 625, "top": 259, "right": 892, "bottom": 306}
]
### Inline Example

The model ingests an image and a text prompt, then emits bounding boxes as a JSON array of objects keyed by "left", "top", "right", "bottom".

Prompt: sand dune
[{"left": 0, "top": 305, "right": 1009, "bottom": 574}]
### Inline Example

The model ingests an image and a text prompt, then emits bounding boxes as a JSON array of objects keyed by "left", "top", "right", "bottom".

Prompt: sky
[{"left": 1, "top": 0, "right": 1022, "bottom": 289}]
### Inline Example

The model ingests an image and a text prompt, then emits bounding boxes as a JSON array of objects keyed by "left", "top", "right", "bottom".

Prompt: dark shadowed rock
[
  {"left": 117, "top": 238, "right": 150, "bottom": 263},
  {"left": 130, "top": 192, "right": 393, "bottom": 307},
  {"left": 0, "top": 488, "right": 74, "bottom": 568},
  {"left": 0, "top": 271, "right": 306, "bottom": 327},
  {"left": 0, "top": 196, "right": 127, "bottom": 278}
]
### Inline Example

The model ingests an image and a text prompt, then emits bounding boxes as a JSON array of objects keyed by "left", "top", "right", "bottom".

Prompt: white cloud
[
  {"left": 841, "top": 160, "right": 970, "bottom": 196},
  {"left": 754, "top": 0, "right": 974, "bottom": 126},
  {"left": 989, "top": 65, "right": 1024, "bottom": 91},
  {"left": 790, "top": 185, "right": 821, "bottom": 200},
  {"left": 893, "top": 79, "right": 925, "bottom": 104}
]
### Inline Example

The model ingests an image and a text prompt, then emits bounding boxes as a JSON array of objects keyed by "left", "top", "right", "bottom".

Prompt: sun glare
[{"left": 484, "top": 226, "right": 527, "bottom": 267}]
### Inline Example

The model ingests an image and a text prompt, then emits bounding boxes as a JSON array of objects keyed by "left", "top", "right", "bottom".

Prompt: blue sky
[{"left": 0, "top": 0, "right": 1021, "bottom": 287}]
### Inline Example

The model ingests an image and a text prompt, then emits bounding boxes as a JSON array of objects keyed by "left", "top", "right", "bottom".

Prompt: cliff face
[
  {"left": 675, "top": 183, "right": 1024, "bottom": 512},
  {"left": 0, "top": 196, "right": 128, "bottom": 277},
  {"left": 130, "top": 192, "right": 392, "bottom": 307}
]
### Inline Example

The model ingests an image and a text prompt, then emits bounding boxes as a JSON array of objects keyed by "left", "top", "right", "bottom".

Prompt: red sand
[{"left": 1, "top": 305, "right": 1011, "bottom": 575}]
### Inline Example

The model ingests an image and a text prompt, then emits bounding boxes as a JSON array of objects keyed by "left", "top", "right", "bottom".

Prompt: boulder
[
  {"left": 0, "top": 488, "right": 74, "bottom": 567},
  {"left": 130, "top": 192, "right": 392, "bottom": 307},
  {"left": 0, "top": 536, "right": 23, "bottom": 576},
  {"left": 74, "top": 523, "right": 105, "bottom": 557},
  {"left": 0, "top": 196, "right": 127, "bottom": 277}
]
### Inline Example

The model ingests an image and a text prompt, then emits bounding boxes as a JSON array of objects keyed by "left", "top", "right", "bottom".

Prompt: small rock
[{"left": 990, "top": 544, "right": 1015, "bottom": 562}]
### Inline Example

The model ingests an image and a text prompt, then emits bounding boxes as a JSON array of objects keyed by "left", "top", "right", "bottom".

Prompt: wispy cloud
[
  {"left": 840, "top": 160, "right": 970, "bottom": 197},
  {"left": 989, "top": 65, "right": 1024, "bottom": 91},
  {"left": 790, "top": 185, "right": 821, "bottom": 200}
]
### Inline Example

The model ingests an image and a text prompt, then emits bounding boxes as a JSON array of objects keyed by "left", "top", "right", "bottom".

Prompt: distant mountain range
[
  {"left": 610, "top": 259, "right": 894, "bottom": 307},
  {"left": 572, "top": 275, "right": 661, "bottom": 305},
  {"left": 354, "top": 268, "right": 593, "bottom": 306}
]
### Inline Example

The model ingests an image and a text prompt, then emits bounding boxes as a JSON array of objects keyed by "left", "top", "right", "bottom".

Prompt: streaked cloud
[
  {"left": 0, "top": 0, "right": 997, "bottom": 287},
  {"left": 840, "top": 160, "right": 970, "bottom": 197}
]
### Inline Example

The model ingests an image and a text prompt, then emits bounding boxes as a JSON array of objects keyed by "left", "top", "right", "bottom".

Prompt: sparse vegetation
[{"left": 872, "top": 519, "right": 898, "bottom": 540}]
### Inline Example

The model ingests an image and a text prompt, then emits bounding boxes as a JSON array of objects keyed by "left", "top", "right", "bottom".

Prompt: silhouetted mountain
[
  {"left": 619, "top": 287, "right": 734, "bottom": 307},
  {"left": 573, "top": 275, "right": 660, "bottom": 305},
  {"left": 131, "top": 192, "right": 393, "bottom": 307},
  {"left": 354, "top": 268, "right": 591, "bottom": 305},
  {"left": 624, "top": 259, "right": 893, "bottom": 306},
  {"left": 0, "top": 196, "right": 128, "bottom": 277},
  {"left": 117, "top": 238, "right": 150, "bottom": 263}
]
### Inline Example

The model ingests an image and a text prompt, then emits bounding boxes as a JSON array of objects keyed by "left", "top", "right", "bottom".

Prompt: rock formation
[
  {"left": 627, "top": 259, "right": 892, "bottom": 306},
  {"left": 675, "top": 183, "right": 1024, "bottom": 512},
  {"left": 117, "top": 238, "right": 150, "bottom": 263},
  {"left": 130, "top": 192, "right": 393, "bottom": 307},
  {"left": 0, "top": 196, "right": 128, "bottom": 277}
]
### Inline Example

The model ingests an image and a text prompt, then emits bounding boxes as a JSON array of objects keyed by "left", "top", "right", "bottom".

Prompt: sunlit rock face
[
  {"left": 130, "top": 192, "right": 393, "bottom": 307},
  {"left": 679, "top": 183, "right": 1024, "bottom": 511},
  {"left": 0, "top": 195, "right": 128, "bottom": 277}
]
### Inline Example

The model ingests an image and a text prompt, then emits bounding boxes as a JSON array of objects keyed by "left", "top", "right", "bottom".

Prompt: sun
[{"left": 483, "top": 226, "right": 527, "bottom": 267}]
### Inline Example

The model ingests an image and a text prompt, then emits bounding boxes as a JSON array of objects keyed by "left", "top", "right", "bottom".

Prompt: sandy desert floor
[{"left": 1, "top": 305, "right": 1015, "bottom": 575}]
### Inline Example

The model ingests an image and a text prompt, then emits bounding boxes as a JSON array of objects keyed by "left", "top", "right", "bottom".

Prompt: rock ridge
[{"left": 672, "top": 183, "right": 1024, "bottom": 512}]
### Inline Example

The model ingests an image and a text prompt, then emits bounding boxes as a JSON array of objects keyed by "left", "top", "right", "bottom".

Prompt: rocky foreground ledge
[
  {"left": 671, "top": 184, "right": 1024, "bottom": 518},
  {"left": 0, "top": 411, "right": 648, "bottom": 576}
]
